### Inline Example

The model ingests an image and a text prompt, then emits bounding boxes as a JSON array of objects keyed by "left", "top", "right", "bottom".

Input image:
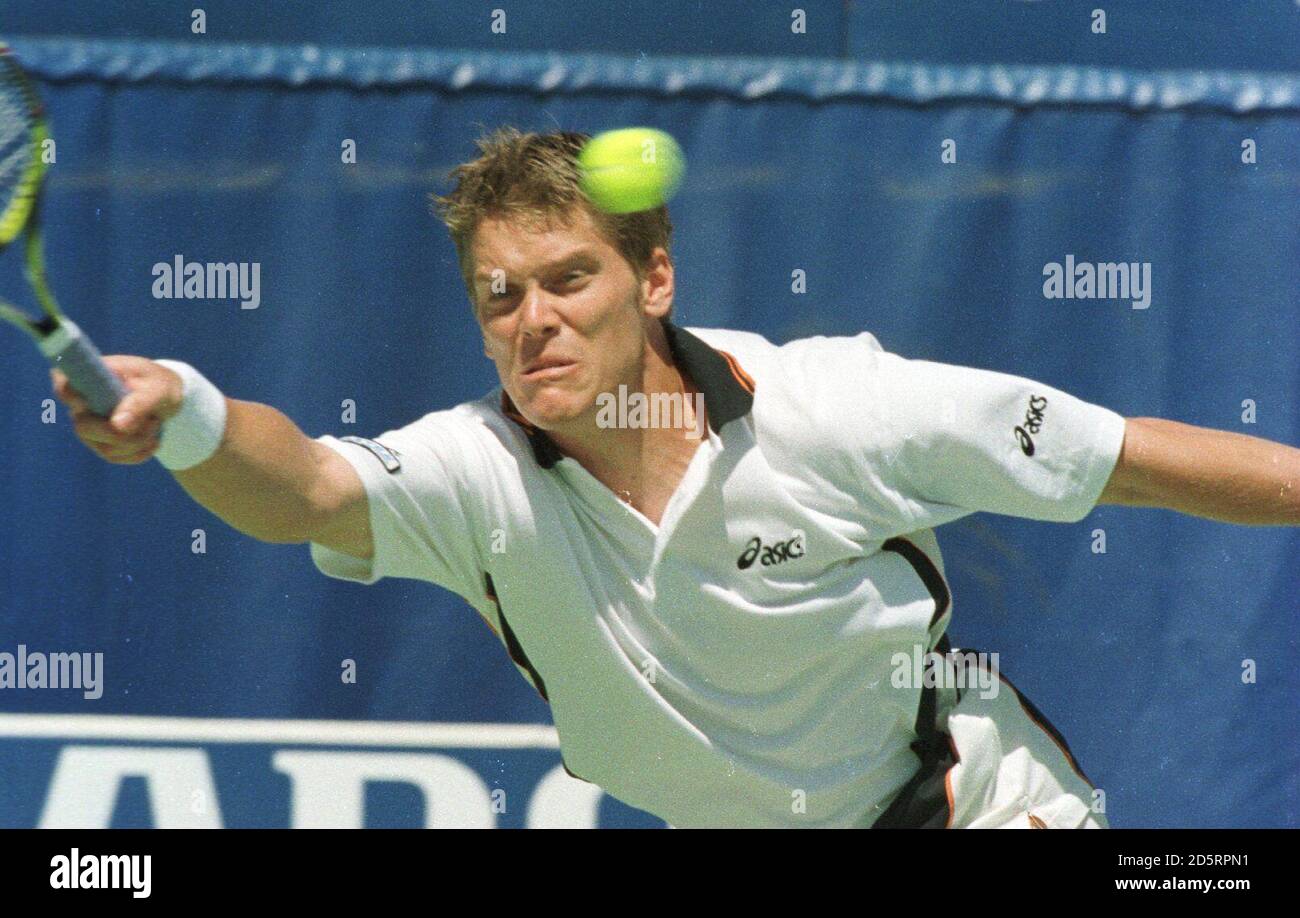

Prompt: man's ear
[{"left": 640, "top": 247, "right": 674, "bottom": 320}]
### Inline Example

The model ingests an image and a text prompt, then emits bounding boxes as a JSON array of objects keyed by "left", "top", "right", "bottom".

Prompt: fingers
[
  {"left": 50, "top": 368, "right": 89, "bottom": 415},
  {"left": 89, "top": 437, "right": 160, "bottom": 465},
  {"left": 51, "top": 357, "right": 185, "bottom": 465},
  {"left": 107, "top": 387, "right": 168, "bottom": 436},
  {"left": 117, "top": 444, "right": 160, "bottom": 465},
  {"left": 74, "top": 412, "right": 162, "bottom": 463},
  {"left": 51, "top": 356, "right": 176, "bottom": 420},
  {"left": 74, "top": 411, "right": 162, "bottom": 446}
]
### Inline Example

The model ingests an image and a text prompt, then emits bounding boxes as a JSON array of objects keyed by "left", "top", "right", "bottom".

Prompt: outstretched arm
[
  {"left": 52, "top": 357, "right": 374, "bottom": 557},
  {"left": 1098, "top": 417, "right": 1300, "bottom": 526}
]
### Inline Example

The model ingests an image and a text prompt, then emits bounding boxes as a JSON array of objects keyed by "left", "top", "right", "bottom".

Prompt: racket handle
[{"left": 38, "top": 318, "right": 128, "bottom": 417}]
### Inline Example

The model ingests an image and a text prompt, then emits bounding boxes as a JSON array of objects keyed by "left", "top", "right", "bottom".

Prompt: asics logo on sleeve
[
  {"left": 340, "top": 436, "right": 402, "bottom": 472},
  {"left": 737, "top": 531, "right": 806, "bottom": 569},
  {"left": 1013, "top": 394, "right": 1049, "bottom": 457}
]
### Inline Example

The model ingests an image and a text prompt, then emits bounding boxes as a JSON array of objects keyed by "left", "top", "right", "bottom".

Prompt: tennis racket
[{"left": 1, "top": 43, "right": 125, "bottom": 417}]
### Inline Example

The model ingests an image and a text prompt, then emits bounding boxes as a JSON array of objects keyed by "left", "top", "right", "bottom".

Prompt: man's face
[{"left": 470, "top": 206, "right": 669, "bottom": 430}]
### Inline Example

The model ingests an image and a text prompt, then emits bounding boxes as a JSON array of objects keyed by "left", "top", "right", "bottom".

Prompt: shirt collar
[{"left": 499, "top": 321, "right": 756, "bottom": 470}]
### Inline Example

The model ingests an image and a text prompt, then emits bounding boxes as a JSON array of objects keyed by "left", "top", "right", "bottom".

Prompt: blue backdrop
[{"left": 1, "top": 2, "right": 1297, "bottom": 828}]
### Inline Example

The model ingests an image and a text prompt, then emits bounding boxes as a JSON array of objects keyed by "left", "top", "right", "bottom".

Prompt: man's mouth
[{"left": 521, "top": 358, "right": 577, "bottom": 381}]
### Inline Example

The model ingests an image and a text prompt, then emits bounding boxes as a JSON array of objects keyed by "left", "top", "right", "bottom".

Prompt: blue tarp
[{"left": 1, "top": 34, "right": 1296, "bottom": 827}]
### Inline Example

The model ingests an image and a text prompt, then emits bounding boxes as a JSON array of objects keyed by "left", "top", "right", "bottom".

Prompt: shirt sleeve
[
  {"left": 307, "top": 411, "right": 489, "bottom": 603},
  {"left": 862, "top": 346, "right": 1127, "bottom": 527}
]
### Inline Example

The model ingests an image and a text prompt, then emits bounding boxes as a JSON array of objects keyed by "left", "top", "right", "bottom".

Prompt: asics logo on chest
[{"left": 737, "top": 530, "right": 806, "bottom": 569}]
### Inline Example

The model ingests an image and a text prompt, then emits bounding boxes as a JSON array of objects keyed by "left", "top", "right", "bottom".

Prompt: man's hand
[{"left": 51, "top": 356, "right": 185, "bottom": 465}]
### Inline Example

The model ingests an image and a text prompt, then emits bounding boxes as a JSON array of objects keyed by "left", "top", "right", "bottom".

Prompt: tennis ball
[{"left": 577, "top": 127, "right": 685, "bottom": 214}]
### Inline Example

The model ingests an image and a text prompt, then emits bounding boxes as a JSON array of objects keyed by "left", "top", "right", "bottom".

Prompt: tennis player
[{"left": 52, "top": 129, "right": 1300, "bottom": 828}]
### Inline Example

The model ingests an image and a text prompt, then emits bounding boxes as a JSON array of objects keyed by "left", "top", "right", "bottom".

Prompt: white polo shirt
[{"left": 309, "top": 323, "right": 1126, "bottom": 828}]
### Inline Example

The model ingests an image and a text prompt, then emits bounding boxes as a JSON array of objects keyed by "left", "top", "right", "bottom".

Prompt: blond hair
[{"left": 431, "top": 127, "right": 674, "bottom": 312}]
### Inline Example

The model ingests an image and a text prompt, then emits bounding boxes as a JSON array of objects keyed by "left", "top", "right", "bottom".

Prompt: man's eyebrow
[{"left": 472, "top": 249, "right": 600, "bottom": 283}]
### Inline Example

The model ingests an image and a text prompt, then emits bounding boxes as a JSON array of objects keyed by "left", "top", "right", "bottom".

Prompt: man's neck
[{"left": 548, "top": 322, "right": 707, "bottom": 507}]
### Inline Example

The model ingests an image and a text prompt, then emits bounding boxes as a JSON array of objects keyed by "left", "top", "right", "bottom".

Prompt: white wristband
[{"left": 153, "top": 360, "right": 228, "bottom": 471}]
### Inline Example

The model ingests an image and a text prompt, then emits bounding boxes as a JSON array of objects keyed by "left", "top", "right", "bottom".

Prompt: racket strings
[{"left": 0, "top": 58, "right": 38, "bottom": 218}]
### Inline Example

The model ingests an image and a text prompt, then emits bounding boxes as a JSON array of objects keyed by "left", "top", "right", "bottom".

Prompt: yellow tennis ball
[{"left": 578, "top": 127, "right": 685, "bottom": 214}]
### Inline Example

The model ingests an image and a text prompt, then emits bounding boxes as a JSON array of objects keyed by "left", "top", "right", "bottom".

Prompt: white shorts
[{"left": 941, "top": 649, "right": 1107, "bottom": 829}]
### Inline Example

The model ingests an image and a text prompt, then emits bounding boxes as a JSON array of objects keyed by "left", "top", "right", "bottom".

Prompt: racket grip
[{"left": 39, "top": 318, "right": 128, "bottom": 417}]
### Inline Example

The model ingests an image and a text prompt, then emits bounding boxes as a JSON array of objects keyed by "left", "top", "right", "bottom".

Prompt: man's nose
[{"left": 519, "top": 284, "right": 560, "bottom": 335}]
